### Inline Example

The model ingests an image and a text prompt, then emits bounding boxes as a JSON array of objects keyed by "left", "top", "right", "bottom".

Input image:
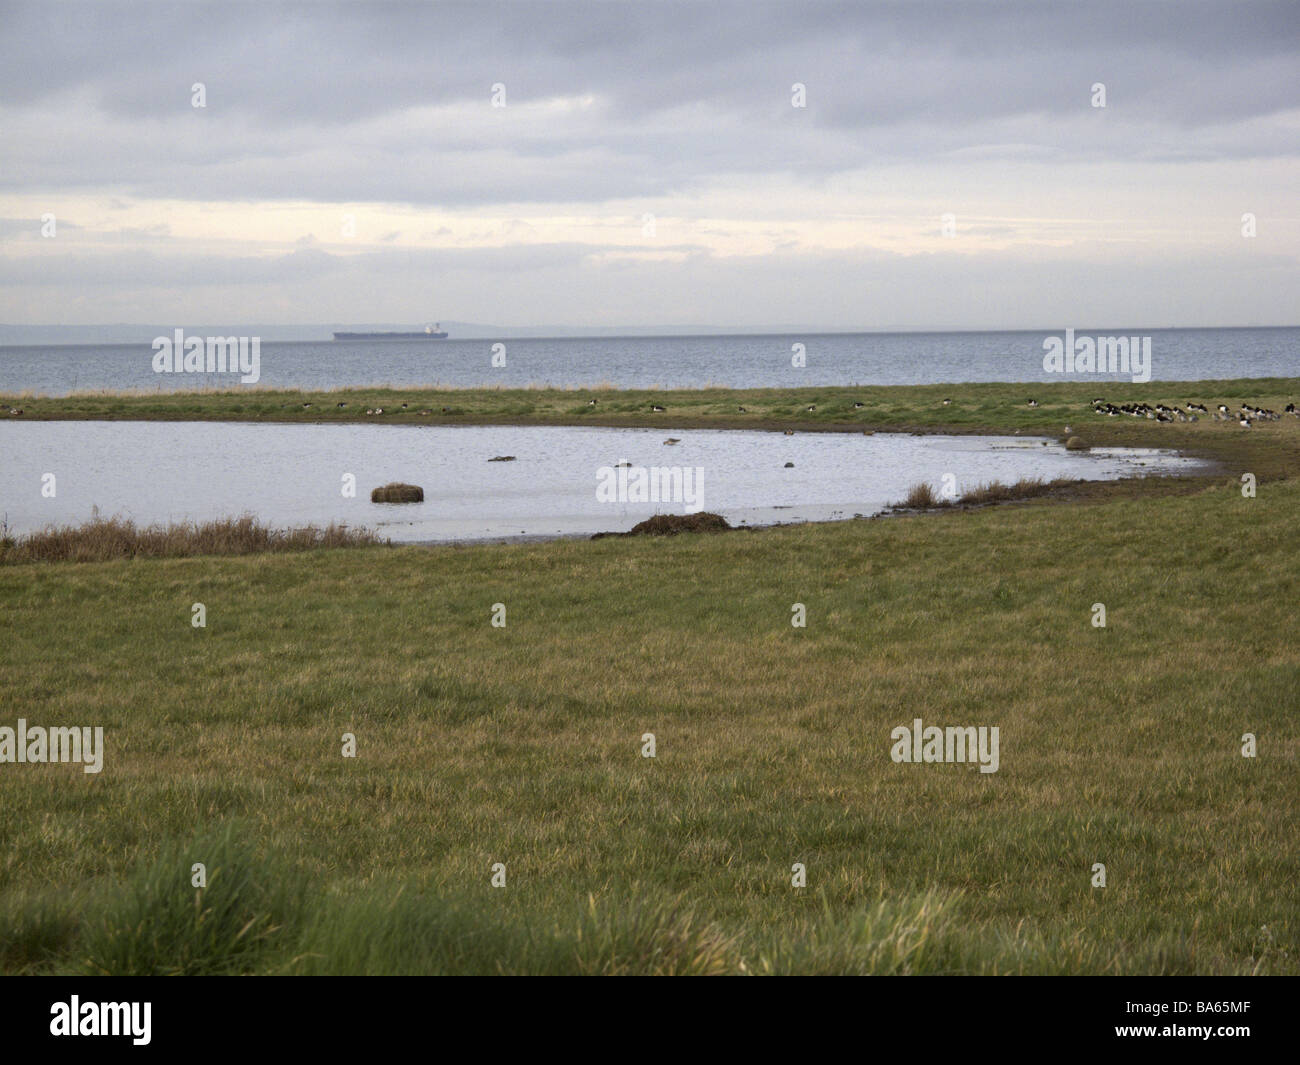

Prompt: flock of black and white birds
[{"left": 1082, "top": 397, "right": 1296, "bottom": 428}]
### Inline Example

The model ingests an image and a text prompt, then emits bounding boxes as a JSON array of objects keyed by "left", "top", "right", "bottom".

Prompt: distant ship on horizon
[{"left": 333, "top": 323, "right": 449, "bottom": 340}]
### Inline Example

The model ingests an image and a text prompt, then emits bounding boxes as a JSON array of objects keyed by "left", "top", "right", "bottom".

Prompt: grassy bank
[
  {"left": 1, "top": 450, "right": 1296, "bottom": 973},
  {"left": 5, "top": 378, "right": 1297, "bottom": 438},
  {"left": 0, "top": 515, "right": 381, "bottom": 565}
]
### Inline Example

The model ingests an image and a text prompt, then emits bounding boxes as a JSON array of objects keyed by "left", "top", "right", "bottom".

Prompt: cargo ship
[{"left": 333, "top": 323, "right": 448, "bottom": 340}]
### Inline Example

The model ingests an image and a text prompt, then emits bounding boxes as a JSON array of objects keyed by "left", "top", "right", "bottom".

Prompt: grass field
[{"left": 1, "top": 380, "right": 1297, "bottom": 974}]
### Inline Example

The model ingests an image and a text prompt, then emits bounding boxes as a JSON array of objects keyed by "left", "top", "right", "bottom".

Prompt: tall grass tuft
[
  {"left": 569, "top": 895, "right": 738, "bottom": 975},
  {"left": 0, "top": 894, "right": 81, "bottom": 974},
  {"left": 79, "top": 827, "right": 311, "bottom": 976},
  {"left": 291, "top": 888, "right": 533, "bottom": 976},
  {"left": 753, "top": 892, "right": 960, "bottom": 975},
  {"left": 0, "top": 514, "right": 380, "bottom": 565},
  {"left": 897, "top": 477, "right": 1062, "bottom": 510},
  {"left": 958, "top": 477, "right": 1058, "bottom": 505},
  {"left": 903, "top": 482, "right": 940, "bottom": 508},
  {"left": 290, "top": 888, "right": 737, "bottom": 975}
]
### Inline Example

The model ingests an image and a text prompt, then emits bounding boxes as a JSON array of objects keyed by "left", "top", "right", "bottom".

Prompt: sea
[{"left": 1, "top": 327, "right": 1296, "bottom": 396}]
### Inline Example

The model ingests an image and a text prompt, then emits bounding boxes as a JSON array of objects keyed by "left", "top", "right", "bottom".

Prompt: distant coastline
[{"left": 2, "top": 323, "right": 1297, "bottom": 348}]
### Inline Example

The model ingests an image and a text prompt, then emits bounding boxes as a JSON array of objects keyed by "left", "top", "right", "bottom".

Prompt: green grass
[
  {"left": 6, "top": 378, "right": 1298, "bottom": 439},
  {"left": 1, "top": 380, "right": 1297, "bottom": 974}
]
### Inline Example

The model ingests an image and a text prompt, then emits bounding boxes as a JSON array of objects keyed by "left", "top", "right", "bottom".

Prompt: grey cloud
[
  {"left": 1, "top": 1, "right": 1295, "bottom": 328},
  {"left": 0, "top": 1, "right": 1296, "bottom": 207},
  {"left": 0, "top": 216, "right": 81, "bottom": 240},
  {"left": 0, "top": 241, "right": 624, "bottom": 286},
  {"left": 7, "top": 239, "right": 1289, "bottom": 332}
]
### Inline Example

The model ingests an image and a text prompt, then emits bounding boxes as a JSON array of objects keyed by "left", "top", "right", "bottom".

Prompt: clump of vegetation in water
[
  {"left": 371, "top": 483, "right": 424, "bottom": 503},
  {"left": 593, "top": 512, "right": 733, "bottom": 538}
]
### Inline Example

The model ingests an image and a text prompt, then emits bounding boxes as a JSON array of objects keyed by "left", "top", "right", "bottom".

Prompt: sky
[{"left": 1, "top": 0, "right": 1297, "bottom": 333}]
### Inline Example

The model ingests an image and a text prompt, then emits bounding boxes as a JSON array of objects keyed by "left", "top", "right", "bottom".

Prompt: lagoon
[{"left": 0, "top": 421, "right": 1207, "bottom": 543}]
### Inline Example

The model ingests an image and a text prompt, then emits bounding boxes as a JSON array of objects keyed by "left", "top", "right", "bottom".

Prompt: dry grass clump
[
  {"left": 898, "top": 478, "right": 1062, "bottom": 510},
  {"left": 903, "top": 482, "right": 940, "bottom": 508},
  {"left": 370, "top": 483, "right": 424, "bottom": 503},
  {"left": 0, "top": 515, "right": 380, "bottom": 564},
  {"left": 958, "top": 477, "right": 1057, "bottom": 505}
]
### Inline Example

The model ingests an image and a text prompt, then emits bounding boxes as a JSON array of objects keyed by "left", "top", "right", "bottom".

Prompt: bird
[
  {"left": 587, "top": 399, "right": 597, "bottom": 406},
  {"left": 302, "top": 402, "right": 312, "bottom": 408},
  {"left": 337, "top": 402, "right": 347, "bottom": 408},
  {"left": 663, "top": 438, "right": 680, "bottom": 445},
  {"left": 651, "top": 404, "right": 666, "bottom": 412},
  {"left": 1239, "top": 416, "right": 1252, "bottom": 428},
  {"left": 737, "top": 405, "right": 747, "bottom": 413},
  {"left": 783, "top": 429, "right": 794, "bottom": 436},
  {"left": 1064, "top": 425, "right": 1073, "bottom": 434},
  {"left": 942, "top": 398, "right": 951, "bottom": 405},
  {"left": 853, "top": 401, "right": 864, "bottom": 409},
  {"left": 401, "top": 403, "right": 408, "bottom": 409},
  {"left": 806, "top": 405, "right": 816, "bottom": 412},
  {"left": 1027, "top": 399, "right": 1038, "bottom": 408}
]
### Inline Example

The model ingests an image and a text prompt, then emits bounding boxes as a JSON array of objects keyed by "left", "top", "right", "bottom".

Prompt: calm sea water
[
  {"left": 1, "top": 327, "right": 1296, "bottom": 396},
  {"left": 0, "top": 421, "right": 1205, "bottom": 543}
]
